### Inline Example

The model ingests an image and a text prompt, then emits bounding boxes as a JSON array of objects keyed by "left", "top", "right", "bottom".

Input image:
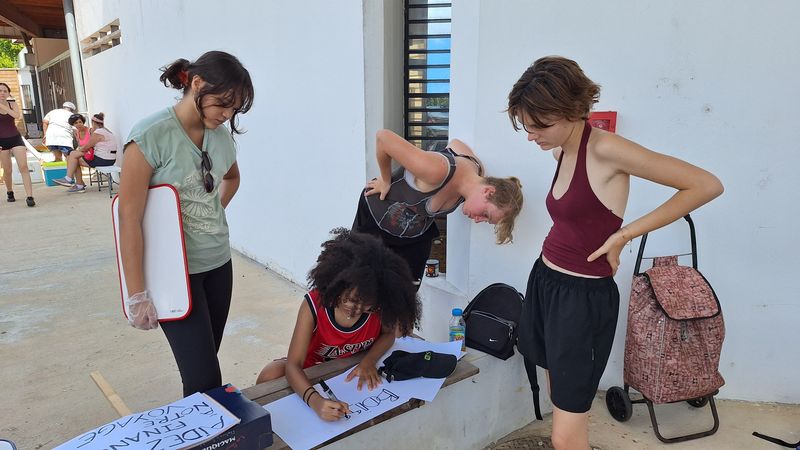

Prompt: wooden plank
[
  {"left": 10, "top": 0, "right": 62, "bottom": 8},
  {"left": 0, "top": 1, "right": 42, "bottom": 37},
  {"left": 245, "top": 356, "right": 479, "bottom": 450},
  {"left": 244, "top": 352, "right": 369, "bottom": 406},
  {"left": 89, "top": 371, "right": 132, "bottom": 417}
]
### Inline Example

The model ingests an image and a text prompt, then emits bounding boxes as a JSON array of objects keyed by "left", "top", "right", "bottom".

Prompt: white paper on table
[
  {"left": 264, "top": 338, "right": 462, "bottom": 449},
  {"left": 358, "top": 336, "right": 463, "bottom": 402},
  {"left": 54, "top": 392, "right": 239, "bottom": 450},
  {"left": 264, "top": 373, "right": 410, "bottom": 450}
]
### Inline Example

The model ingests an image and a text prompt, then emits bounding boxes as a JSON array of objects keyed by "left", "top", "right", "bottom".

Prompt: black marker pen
[{"left": 319, "top": 379, "right": 350, "bottom": 419}]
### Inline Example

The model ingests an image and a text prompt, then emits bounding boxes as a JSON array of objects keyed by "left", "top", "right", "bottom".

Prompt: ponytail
[
  {"left": 159, "top": 58, "right": 191, "bottom": 91},
  {"left": 157, "top": 51, "right": 254, "bottom": 136}
]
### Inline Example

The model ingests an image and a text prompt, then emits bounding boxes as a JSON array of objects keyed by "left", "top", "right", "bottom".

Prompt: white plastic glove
[{"left": 125, "top": 290, "right": 159, "bottom": 330}]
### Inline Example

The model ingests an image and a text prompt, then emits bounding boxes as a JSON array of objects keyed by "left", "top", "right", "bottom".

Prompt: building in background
[
  {"left": 1, "top": 0, "right": 81, "bottom": 136},
  {"left": 0, "top": 67, "right": 25, "bottom": 135},
  {"left": 56, "top": 0, "right": 800, "bottom": 411}
]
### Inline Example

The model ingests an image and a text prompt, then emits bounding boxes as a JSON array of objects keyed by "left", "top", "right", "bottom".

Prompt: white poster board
[
  {"left": 112, "top": 184, "right": 191, "bottom": 321},
  {"left": 54, "top": 392, "right": 240, "bottom": 450},
  {"left": 264, "top": 337, "right": 462, "bottom": 449}
]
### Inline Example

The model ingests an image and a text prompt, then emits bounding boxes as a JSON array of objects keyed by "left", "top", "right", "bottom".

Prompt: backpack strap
[{"left": 523, "top": 355, "right": 543, "bottom": 420}]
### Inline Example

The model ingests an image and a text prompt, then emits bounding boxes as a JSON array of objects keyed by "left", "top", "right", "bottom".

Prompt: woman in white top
[
  {"left": 42, "top": 102, "right": 77, "bottom": 162},
  {"left": 52, "top": 112, "right": 118, "bottom": 193}
]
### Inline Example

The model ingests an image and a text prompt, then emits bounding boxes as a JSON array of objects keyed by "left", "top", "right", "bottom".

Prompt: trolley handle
[{"left": 633, "top": 214, "right": 698, "bottom": 275}]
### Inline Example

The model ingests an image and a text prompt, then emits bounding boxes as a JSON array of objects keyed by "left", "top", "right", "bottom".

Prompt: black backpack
[
  {"left": 463, "top": 283, "right": 521, "bottom": 360},
  {"left": 463, "top": 283, "right": 542, "bottom": 420}
]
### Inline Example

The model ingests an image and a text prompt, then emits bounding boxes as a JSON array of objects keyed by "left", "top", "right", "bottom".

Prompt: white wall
[
  {"left": 440, "top": 0, "right": 800, "bottom": 404},
  {"left": 363, "top": 1, "right": 404, "bottom": 180},
  {"left": 73, "top": 0, "right": 800, "bottom": 404},
  {"left": 74, "top": 0, "right": 368, "bottom": 283}
]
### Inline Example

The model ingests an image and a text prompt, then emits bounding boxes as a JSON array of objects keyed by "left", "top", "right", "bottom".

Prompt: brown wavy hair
[
  {"left": 507, "top": 56, "right": 600, "bottom": 130},
  {"left": 486, "top": 176, "right": 523, "bottom": 244},
  {"left": 160, "top": 51, "right": 254, "bottom": 136}
]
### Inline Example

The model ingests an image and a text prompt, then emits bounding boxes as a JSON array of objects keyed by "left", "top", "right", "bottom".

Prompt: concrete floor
[
  {"left": 491, "top": 391, "right": 800, "bottom": 449},
  {"left": 0, "top": 181, "right": 303, "bottom": 449},
  {"left": 2, "top": 180, "right": 799, "bottom": 449}
]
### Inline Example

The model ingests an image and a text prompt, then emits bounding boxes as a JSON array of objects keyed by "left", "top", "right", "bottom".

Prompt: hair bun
[{"left": 159, "top": 58, "right": 191, "bottom": 90}]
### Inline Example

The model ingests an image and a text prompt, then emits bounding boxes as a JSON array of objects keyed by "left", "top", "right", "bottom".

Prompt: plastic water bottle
[{"left": 449, "top": 308, "right": 466, "bottom": 351}]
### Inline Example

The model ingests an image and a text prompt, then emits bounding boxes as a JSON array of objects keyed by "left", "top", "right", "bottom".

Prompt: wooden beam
[
  {"left": 81, "top": 29, "right": 121, "bottom": 56},
  {"left": 0, "top": 1, "right": 42, "bottom": 37},
  {"left": 90, "top": 371, "right": 132, "bottom": 417}
]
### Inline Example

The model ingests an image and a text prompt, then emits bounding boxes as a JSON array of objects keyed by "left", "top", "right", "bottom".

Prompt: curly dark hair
[
  {"left": 68, "top": 113, "right": 86, "bottom": 126},
  {"left": 308, "top": 228, "right": 421, "bottom": 336}
]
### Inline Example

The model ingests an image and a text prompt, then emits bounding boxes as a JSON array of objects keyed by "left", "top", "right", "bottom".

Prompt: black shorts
[
  {"left": 84, "top": 155, "right": 115, "bottom": 168},
  {"left": 517, "top": 257, "right": 620, "bottom": 413},
  {"left": 0, "top": 134, "right": 25, "bottom": 150}
]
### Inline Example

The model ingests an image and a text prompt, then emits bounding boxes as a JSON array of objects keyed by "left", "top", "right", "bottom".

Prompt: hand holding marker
[{"left": 319, "top": 379, "right": 351, "bottom": 419}]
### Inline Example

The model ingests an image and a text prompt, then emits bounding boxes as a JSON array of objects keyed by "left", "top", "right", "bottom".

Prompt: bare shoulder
[
  {"left": 588, "top": 129, "right": 722, "bottom": 194},
  {"left": 448, "top": 138, "right": 486, "bottom": 173},
  {"left": 589, "top": 129, "right": 654, "bottom": 165},
  {"left": 447, "top": 138, "right": 477, "bottom": 158},
  {"left": 299, "top": 295, "right": 313, "bottom": 316}
]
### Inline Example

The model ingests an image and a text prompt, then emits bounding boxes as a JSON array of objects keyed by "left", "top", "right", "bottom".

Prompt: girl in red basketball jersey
[{"left": 257, "top": 229, "right": 421, "bottom": 421}]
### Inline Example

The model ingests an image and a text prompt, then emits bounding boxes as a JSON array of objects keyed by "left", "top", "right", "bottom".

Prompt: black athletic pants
[{"left": 161, "top": 259, "right": 233, "bottom": 397}]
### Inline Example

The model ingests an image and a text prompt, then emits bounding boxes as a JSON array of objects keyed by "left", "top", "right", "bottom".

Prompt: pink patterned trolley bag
[{"left": 606, "top": 215, "right": 725, "bottom": 444}]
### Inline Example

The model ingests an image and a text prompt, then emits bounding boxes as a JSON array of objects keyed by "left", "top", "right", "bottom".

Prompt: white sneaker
[{"left": 53, "top": 177, "right": 74, "bottom": 187}]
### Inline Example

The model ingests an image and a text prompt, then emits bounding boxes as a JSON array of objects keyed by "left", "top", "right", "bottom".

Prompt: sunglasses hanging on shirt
[{"left": 200, "top": 150, "right": 214, "bottom": 193}]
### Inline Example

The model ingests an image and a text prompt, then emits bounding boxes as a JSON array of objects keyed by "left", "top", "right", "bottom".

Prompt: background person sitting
[
  {"left": 42, "top": 102, "right": 76, "bottom": 162},
  {"left": 53, "top": 113, "right": 118, "bottom": 193},
  {"left": 70, "top": 113, "right": 91, "bottom": 151}
]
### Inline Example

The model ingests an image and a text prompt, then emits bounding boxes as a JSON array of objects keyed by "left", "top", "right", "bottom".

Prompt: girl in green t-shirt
[{"left": 118, "top": 50, "right": 254, "bottom": 396}]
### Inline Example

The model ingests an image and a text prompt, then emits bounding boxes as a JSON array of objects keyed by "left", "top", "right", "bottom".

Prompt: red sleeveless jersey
[{"left": 303, "top": 289, "right": 383, "bottom": 368}]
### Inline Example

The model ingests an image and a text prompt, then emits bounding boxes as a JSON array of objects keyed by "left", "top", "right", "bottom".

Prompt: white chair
[{"left": 94, "top": 165, "right": 121, "bottom": 198}]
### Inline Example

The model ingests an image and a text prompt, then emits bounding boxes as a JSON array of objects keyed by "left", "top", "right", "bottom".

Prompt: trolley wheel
[
  {"left": 606, "top": 386, "right": 633, "bottom": 422},
  {"left": 687, "top": 396, "right": 709, "bottom": 408}
]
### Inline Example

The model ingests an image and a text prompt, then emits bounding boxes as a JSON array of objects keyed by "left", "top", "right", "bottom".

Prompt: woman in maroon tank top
[
  {"left": 507, "top": 57, "right": 723, "bottom": 450},
  {"left": 0, "top": 82, "right": 35, "bottom": 206}
]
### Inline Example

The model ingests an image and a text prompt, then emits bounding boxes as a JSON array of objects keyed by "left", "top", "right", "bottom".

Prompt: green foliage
[{"left": 0, "top": 39, "right": 25, "bottom": 68}]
